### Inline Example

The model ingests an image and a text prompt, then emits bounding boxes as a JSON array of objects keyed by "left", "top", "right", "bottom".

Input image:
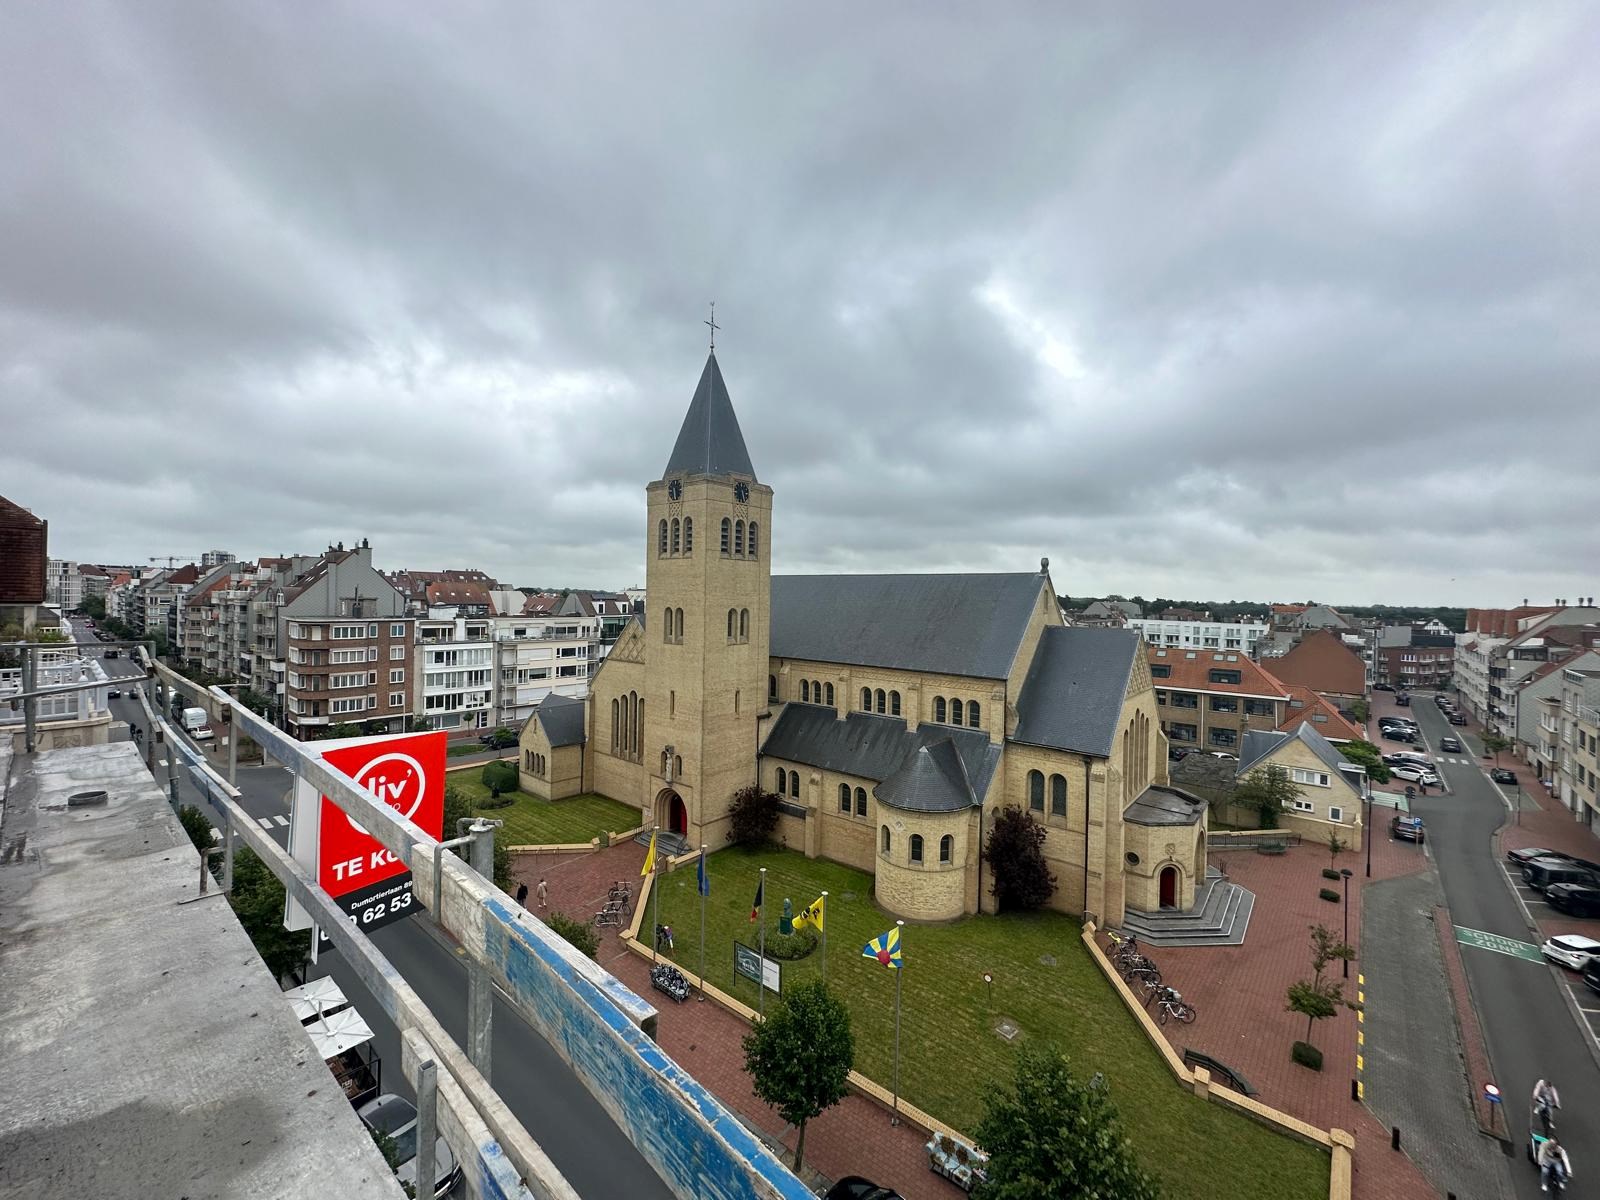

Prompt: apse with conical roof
[{"left": 662, "top": 353, "right": 757, "bottom": 481}]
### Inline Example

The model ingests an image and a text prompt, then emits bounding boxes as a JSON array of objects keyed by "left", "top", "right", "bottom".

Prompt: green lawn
[
  {"left": 451, "top": 781, "right": 641, "bottom": 846},
  {"left": 652, "top": 845, "right": 1327, "bottom": 1200}
]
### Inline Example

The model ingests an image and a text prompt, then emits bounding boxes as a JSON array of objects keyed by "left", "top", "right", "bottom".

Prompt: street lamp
[
  {"left": 1340, "top": 868, "right": 1354, "bottom": 978},
  {"left": 1365, "top": 789, "right": 1373, "bottom": 878}
]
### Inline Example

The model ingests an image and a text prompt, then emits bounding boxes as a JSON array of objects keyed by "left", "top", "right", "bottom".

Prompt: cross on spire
[{"left": 705, "top": 302, "right": 720, "bottom": 352}]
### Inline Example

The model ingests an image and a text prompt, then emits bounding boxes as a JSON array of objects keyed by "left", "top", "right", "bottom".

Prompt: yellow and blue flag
[
  {"left": 794, "top": 894, "right": 825, "bottom": 932},
  {"left": 862, "top": 925, "right": 902, "bottom": 969}
]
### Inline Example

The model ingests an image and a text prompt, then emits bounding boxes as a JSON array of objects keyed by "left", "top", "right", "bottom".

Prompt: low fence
[
  {"left": 1081, "top": 922, "right": 1351, "bottom": 1200},
  {"left": 1206, "top": 829, "right": 1303, "bottom": 851}
]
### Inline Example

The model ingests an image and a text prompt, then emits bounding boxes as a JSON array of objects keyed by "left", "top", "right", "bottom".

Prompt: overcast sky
[{"left": 3, "top": 4, "right": 1596, "bottom": 607}]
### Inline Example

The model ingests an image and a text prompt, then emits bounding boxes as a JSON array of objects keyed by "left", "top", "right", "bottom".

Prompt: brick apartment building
[
  {"left": 1150, "top": 647, "right": 1290, "bottom": 754},
  {"left": 1376, "top": 625, "right": 1456, "bottom": 689},
  {"left": 0, "top": 494, "right": 48, "bottom": 632}
]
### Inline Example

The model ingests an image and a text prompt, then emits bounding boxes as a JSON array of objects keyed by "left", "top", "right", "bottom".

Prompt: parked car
[
  {"left": 356, "top": 1094, "right": 462, "bottom": 1199},
  {"left": 478, "top": 728, "right": 518, "bottom": 749},
  {"left": 1440, "top": 736, "right": 1462, "bottom": 753},
  {"left": 1523, "top": 858, "right": 1600, "bottom": 895},
  {"left": 1546, "top": 883, "right": 1600, "bottom": 918},
  {"left": 1507, "top": 847, "right": 1572, "bottom": 869},
  {"left": 1167, "top": 746, "right": 1190, "bottom": 762},
  {"left": 106, "top": 688, "right": 122, "bottom": 699},
  {"left": 1541, "top": 933, "right": 1600, "bottom": 970},
  {"left": 1396, "top": 694, "right": 1412, "bottom": 706},
  {"left": 1383, "top": 727, "right": 1418, "bottom": 744},
  {"left": 1390, "top": 764, "right": 1440, "bottom": 785},
  {"left": 1390, "top": 814, "right": 1426, "bottom": 843},
  {"left": 1379, "top": 717, "right": 1419, "bottom": 731},
  {"left": 1373, "top": 682, "right": 1395, "bottom": 692},
  {"left": 1491, "top": 768, "right": 1518, "bottom": 785},
  {"left": 1207, "top": 751, "right": 1238, "bottom": 761},
  {"left": 824, "top": 1179, "right": 905, "bottom": 1200},
  {"left": 1383, "top": 751, "right": 1432, "bottom": 766},
  {"left": 1582, "top": 958, "right": 1600, "bottom": 997},
  {"left": 1449, "top": 713, "right": 1468, "bottom": 726}
]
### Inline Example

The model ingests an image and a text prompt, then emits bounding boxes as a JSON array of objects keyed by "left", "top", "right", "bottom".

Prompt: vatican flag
[{"left": 794, "top": 894, "right": 825, "bottom": 933}]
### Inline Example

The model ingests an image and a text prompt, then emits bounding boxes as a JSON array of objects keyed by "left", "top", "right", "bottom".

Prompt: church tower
[{"left": 643, "top": 353, "right": 772, "bottom": 847}]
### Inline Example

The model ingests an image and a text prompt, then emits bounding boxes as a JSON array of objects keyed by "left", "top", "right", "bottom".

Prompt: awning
[
  {"left": 302, "top": 1005, "right": 374, "bottom": 1059},
  {"left": 282, "top": 976, "right": 350, "bottom": 1025}
]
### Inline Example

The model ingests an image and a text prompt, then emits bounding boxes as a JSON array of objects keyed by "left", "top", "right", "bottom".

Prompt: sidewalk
[{"left": 510, "top": 844, "right": 964, "bottom": 1200}]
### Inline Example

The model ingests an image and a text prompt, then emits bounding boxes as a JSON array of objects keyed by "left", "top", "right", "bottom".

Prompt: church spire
[{"left": 662, "top": 352, "right": 757, "bottom": 481}]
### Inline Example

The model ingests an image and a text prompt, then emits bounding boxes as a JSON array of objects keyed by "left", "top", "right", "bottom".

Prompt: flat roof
[{"left": 0, "top": 742, "right": 402, "bottom": 1199}]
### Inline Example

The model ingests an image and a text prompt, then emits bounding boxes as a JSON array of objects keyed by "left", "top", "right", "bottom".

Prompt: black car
[
  {"left": 825, "top": 1179, "right": 905, "bottom": 1200},
  {"left": 1395, "top": 694, "right": 1411, "bottom": 706},
  {"left": 1373, "top": 683, "right": 1395, "bottom": 692},
  {"left": 1382, "top": 727, "right": 1417, "bottom": 743},
  {"left": 1547, "top": 882, "right": 1600, "bottom": 918},
  {"left": 478, "top": 728, "right": 517, "bottom": 749},
  {"left": 1439, "top": 736, "right": 1462, "bottom": 752},
  {"left": 1491, "top": 767, "right": 1517, "bottom": 784},
  {"left": 1582, "top": 958, "right": 1600, "bottom": 996},
  {"left": 1508, "top": 846, "right": 1571, "bottom": 869},
  {"left": 106, "top": 688, "right": 122, "bottom": 699},
  {"left": 1167, "top": 746, "right": 1190, "bottom": 762},
  {"left": 1522, "top": 858, "right": 1600, "bottom": 895},
  {"left": 1449, "top": 713, "right": 1468, "bottom": 726}
]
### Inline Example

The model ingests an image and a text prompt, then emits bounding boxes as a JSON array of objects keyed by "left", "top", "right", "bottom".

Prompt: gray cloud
[{"left": 2, "top": 2, "right": 1597, "bottom": 606}]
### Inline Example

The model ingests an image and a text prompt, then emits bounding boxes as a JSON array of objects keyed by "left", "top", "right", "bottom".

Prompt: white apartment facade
[
  {"left": 492, "top": 613, "right": 600, "bottom": 726},
  {"left": 1127, "top": 617, "right": 1268, "bottom": 655},
  {"left": 416, "top": 615, "right": 495, "bottom": 731},
  {"left": 1553, "top": 665, "right": 1600, "bottom": 825},
  {"left": 46, "top": 559, "right": 83, "bottom": 611}
]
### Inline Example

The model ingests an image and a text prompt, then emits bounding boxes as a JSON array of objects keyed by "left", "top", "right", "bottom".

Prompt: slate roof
[
  {"left": 770, "top": 572, "right": 1044, "bottom": 680},
  {"left": 1146, "top": 646, "right": 1289, "bottom": 700},
  {"left": 1123, "top": 785, "right": 1207, "bottom": 827},
  {"left": 1237, "top": 722, "right": 1366, "bottom": 796},
  {"left": 1011, "top": 627, "right": 1141, "bottom": 758},
  {"left": 534, "top": 694, "right": 586, "bottom": 747},
  {"left": 760, "top": 705, "right": 1001, "bottom": 812},
  {"left": 662, "top": 353, "right": 757, "bottom": 481}
]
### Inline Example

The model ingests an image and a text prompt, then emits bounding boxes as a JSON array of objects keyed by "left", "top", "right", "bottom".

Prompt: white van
[{"left": 182, "top": 707, "right": 213, "bottom": 741}]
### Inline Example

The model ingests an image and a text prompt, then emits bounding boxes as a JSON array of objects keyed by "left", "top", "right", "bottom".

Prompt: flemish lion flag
[
  {"left": 640, "top": 829, "right": 657, "bottom": 877},
  {"left": 862, "top": 925, "right": 903, "bottom": 969},
  {"left": 748, "top": 876, "right": 764, "bottom": 923},
  {"left": 793, "top": 894, "right": 825, "bottom": 933}
]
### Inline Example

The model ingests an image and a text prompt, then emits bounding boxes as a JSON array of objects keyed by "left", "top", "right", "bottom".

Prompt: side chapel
[{"left": 518, "top": 352, "right": 1205, "bottom": 926}]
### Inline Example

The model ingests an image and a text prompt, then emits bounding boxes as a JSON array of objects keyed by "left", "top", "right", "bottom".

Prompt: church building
[{"left": 518, "top": 352, "right": 1205, "bottom": 927}]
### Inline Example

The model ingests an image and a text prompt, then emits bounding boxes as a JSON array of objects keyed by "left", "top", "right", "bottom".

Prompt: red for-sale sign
[{"left": 316, "top": 731, "right": 446, "bottom": 930}]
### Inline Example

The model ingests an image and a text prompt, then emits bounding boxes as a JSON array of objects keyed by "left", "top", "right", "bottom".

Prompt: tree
[
  {"left": 1231, "top": 765, "right": 1301, "bottom": 830},
  {"left": 1326, "top": 832, "right": 1346, "bottom": 866},
  {"left": 983, "top": 806, "right": 1057, "bottom": 912},
  {"left": 227, "top": 845, "right": 310, "bottom": 984},
  {"left": 481, "top": 759, "right": 518, "bottom": 798},
  {"left": 1482, "top": 732, "right": 1511, "bottom": 764},
  {"left": 80, "top": 594, "right": 107, "bottom": 621},
  {"left": 406, "top": 716, "right": 433, "bottom": 732},
  {"left": 1339, "top": 739, "right": 1390, "bottom": 784},
  {"left": 545, "top": 910, "right": 599, "bottom": 959},
  {"left": 973, "top": 1043, "right": 1161, "bottom": 1200},
  {"left": 178, "top": 804, "right": 215, "bottom": 854},
  {"left": 740, "top": 979, "right": 854, "bottom": 1174},
  {"left": 727, "top": 783, "right": 781, "bottom": 846},
  {"left": 1285, "top": 924, "right": 1355, "bottom": 1055},
  {"left": 1349, "top": 697, "right": 1370, "bottom": 723},
  {"left": 323, "top": 722, "right": 363, "bottom": 740}
]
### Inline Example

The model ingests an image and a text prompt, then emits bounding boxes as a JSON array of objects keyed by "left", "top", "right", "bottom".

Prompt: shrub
[
  {"left": 481, "top": 759, "right": 518, "bottom": 798},
  {"left": 1319, "top": 887, "right": 1340, "bottom": 902},
  {"left": 545, "top": 909, "right": 599, "bottom": 959},
  {"left": 177, "top": 804, "right": 214, "bottom": 854},
  {"left": 476, "top": 791, "right": 515, "bottom": 810},
  {"left": 764, "top": 923, "right": 819, "bottom": 961},
  {"left": 728, "top": 784, "right": 781, "bottom": 846},
  {"left": 1321, "top": 868, "right": 1341, "bottom": 881},
  {"left": 983, "top": 806, "right": 1058, "bottom": 912},
  {"left": 1291, "top": 1041, "right": 1324, "bottom": 1071}
]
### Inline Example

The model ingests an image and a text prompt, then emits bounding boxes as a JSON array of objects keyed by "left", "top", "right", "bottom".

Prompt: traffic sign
[{"left": 1454, "top": 925, "right": 1545, "bottom": 963}]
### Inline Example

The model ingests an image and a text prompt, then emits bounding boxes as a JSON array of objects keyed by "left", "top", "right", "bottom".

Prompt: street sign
[
  {"left": 1454, "top": 925, "right": 1545, "bottom": 963},
  {"left": 285, "top": 730, "right": 446, "bottom": 935},
  {"left": 734, "top": 941, "right": 780, "bottom": 993}
]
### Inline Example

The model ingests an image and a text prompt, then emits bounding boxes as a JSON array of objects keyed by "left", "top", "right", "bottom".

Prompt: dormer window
[{"left": 1150, "top": 664, "right": 1171, "bottom": 679}]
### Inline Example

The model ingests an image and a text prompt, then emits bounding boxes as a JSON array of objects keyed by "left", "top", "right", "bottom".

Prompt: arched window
[
  {"left": 1051, "top": 774, "right": 1067, "bottom": 816},
  {"left": 968, "top": 700, "right": 980, "bottom": 728},
  {"left": 934, "top": 696, "right": 947, "bottom": 723},
  {"left": 674, "top": 754, "right": 683, "bottom": 777},
  {"left": 734, "top": 520, "right": 745, "bottom": 556},
  {"left": 910, "top": 834, "right": 924, "bottom": 864},
  {"left": 658, "top": 520, "right": 668, "bottom": 555},
  {"left": 739, "top": 609, "right": 749, "bottom": 640},
  {"left": 748, "top": 521, "right": 759, "bottom": 556},
  {"left": 611, "top": 698, "right": 619, "bottom": 749},
  {"left": 619, "top": 693, "right": 629, "bottom": 753},
  {"left": 861, "top": 687, "right": 872, "bottom": 710},
  {"left": 789, "top": 770, "right": 800, "bottom": 797},
  {"left": 769, "top": 674, "right": 777, "bottom": 700},
  {"left": 683, "top": 517, "right": 692, "bottom": 553},
  {"left": 839, "top": 783, "right": 851, "bottom": 812},
  {"left": 881, "top": 826, "right": 892, "bottom": 855},
  {"left": 671, "top": 518, "right": 681, "bottom": 555},
  {"left": 855, "top": 787, "right": 867, "bottom": 816},
  {"left": 801, "top": 680, "right": 811, "bottom": 703},
  {"left": 630, "top": 692, "right": 639, "bottom": 756},
  {"left": 669, "top": 689, "right": 676, "bottom": 717},
  {"left": 734, "top": 690, "right": 740, "bottom": 714},
  {"left": 1028, "top": 769, "right": 1045, "bottom": 812},
  {"left": 721, "top": 517, "right": 731, "bottom": 554},
  {"left": 890, "top": 691, "right": 901, "bottom": 716},
  {"left": 940, "top": 834, "right": 953, "bottom": 863},
  {"left": 951, "top": 700, "right": 965, "bottom": 726},
  {"left": 825, "top": 683, "right": 835, "bottom": 707},
  {"left": 676, "top": 608, "right": 685, "bottom": 643},
  {"left": 728, "top": 608, "right": 736, "bottom": 640},
  {"left": 664, "top": 608, "right": 674, "bottom": 643},
  {"left": 875, "top": 688, "right": 886, "bottom": 714},
  {"left": 777, "top": 768, "right": 787, "bottom": 795}
]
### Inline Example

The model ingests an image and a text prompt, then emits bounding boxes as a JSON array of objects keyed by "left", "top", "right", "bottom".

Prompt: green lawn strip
[
  {"left": 653, "top": 845, "right": 1327, "bottom": 1200},
  {"left": 451, "top": 780, "right": 641, "bottom": 846}
]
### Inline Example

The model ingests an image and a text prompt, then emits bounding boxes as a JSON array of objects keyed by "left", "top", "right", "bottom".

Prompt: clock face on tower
[
  {"left": 734, "top": 482, "right": 750, "bottom": 502},
  {"left": 667, "top": 480, "right": 682, "bottom": 500}
]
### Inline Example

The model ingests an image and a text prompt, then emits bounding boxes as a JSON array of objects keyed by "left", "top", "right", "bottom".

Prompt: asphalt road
[
  {"left": 1407, "top": 696, "right": 1594, "bottom": 1197},
  {"left": 95, "top": 648, "right": 671, "bottom": 1200}
]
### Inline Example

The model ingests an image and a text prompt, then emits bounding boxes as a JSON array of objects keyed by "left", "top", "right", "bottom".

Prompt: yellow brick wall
[
  {"left": 1251, "top": 738, "right": 1365, "bottom": 851},
  {"left": 772, "top": 658, "right": 1006, "bottom": 745},
  {"left": 873, "top": 806, "right": 970, "bottom": 921}
]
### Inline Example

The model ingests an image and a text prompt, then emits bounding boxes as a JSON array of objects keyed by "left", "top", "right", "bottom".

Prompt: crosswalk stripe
[
  {"left": 256, "top": 817, "right": 274, "bottom": 830},
  {"left": 273, "top": 814, "right": 290, "bottom": 827}
]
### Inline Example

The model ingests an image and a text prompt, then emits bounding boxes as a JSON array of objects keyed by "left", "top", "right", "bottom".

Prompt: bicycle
[
  {"left": 1120, "top": 953, "right": 1158, "bottom": 978},
  {"left": 1133, "top": 973, "right": 1165, "bottom": 1006},
  {"left": 608, "top": 881, "right": 631, "bottom": 905},
  {"left": 593, "top": 906, "right": 623, "bottom": 929},
  {"left": 1155, "top": 986, "right": 1196, "bottom": 1025}
]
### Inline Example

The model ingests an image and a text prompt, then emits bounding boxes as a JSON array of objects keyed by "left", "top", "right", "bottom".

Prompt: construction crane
[{"left": 148, "top": 555, "right": 196, "bottom": 568}]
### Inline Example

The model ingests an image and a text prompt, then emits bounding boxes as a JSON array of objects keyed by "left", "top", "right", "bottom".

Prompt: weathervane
[{"left": 706, "top": 302, "right": 720, "bottom": 352}]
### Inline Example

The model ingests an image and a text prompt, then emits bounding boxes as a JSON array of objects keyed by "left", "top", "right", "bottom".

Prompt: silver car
[{"left": 357, "top": 1093, "right": 461, "bottom": 1198}]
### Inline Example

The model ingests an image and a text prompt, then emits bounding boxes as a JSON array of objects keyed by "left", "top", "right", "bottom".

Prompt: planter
[{"left": 926, "top": 1135, "right": 989, "bottom": 1193}]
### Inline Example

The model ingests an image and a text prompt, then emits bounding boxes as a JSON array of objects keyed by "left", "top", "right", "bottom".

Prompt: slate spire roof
[{"left": 662, "top": 353, "right": 757, "bottom": 481}]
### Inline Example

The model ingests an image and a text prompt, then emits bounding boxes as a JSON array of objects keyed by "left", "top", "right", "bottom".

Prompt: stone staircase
[
  {"left": 1120, "top": 867, "right": 1255, "bottom": 947},
  {"left": 635, "top": 828, "right": 691, "bottom": 858}
]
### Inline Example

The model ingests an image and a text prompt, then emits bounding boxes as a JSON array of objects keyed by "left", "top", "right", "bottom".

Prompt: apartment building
[
  {"left": 1554, "top": 665, "right": 1600, "bottom": 825},
  {"left": 1149, "top": 647, "right": 1290, "bottom": 754},
  {"left": 416, "top": 615, "right": 495, "bottom": 732},
  {"left": 386, "top": 569, "right": 502, "bottom": 616},
  {"left": 1376, "top": 626, "right": 1456, "bottom": 689},
  {"left": 77, "top": 563, "right": 112, "bottom": 600},
  {"left": 1454, "top": 602, "right": 1600, "bottom": 737},
  {"left": 492, "top": 612, "right": 600, "bottom": 725},
  {"left": 1523, "top": 650, "right": 1600, "bottom": 782},
  {"left": 46, "top": 559, "right": 84, "bottom": 611},
  {"left": 1127, "top": 616, "right": 1268, "bottom": 655},
  {"left": 0, "top": 494, "right": 48, "bottom": 632}
]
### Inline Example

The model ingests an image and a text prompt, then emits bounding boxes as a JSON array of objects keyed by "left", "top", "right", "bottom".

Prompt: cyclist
[
  {"left": 1537, "top": 1134, "right": 1571, "bottom": 1192},
  {"left": 1533, "top": 1078, "right": 1562, "bottom": 1135}
]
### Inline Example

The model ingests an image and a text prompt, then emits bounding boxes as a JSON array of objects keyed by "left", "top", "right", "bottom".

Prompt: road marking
[
  {"left": 1454, "top": 925, "right": 1546, "bottom": 962},
  {"left": 273, "top": 814, "right": 289, "bottom": 827},
  {"left": 256, "top": 817, "right": 274, "bottom": 830},
  {"left": 1579, "top": 1007, "right": 1600, "bottom": 1015}
]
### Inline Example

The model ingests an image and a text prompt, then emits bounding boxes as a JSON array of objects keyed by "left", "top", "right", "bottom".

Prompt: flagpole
[
  {"left": 651, "top": 825, "right": 660, "bottom": 965},
  {"left": 698, "top": 844, "right": 708, "bottom": 1003},
  {"left": 758, "top": 867, "right": 767, "bottom": 1019},
  {"left": 891, "top": 919, "right": 904, "bottom": 1126},
  {"left": 820, "top": 890, "right": 828, "bottom": 985}
]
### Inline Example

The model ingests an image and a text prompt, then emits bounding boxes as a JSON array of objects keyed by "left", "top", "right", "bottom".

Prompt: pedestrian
[
  {"left": 537, "top": 877, "right": 548, "bottom": 908},
  {"left": 515, "top": 882, "right": 528, "bottom": 908}
]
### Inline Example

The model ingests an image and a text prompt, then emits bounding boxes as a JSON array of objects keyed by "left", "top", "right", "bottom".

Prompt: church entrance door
[
  {"left": 1159, "top": 866, "right": 1179, "bottom": 910},
  {"left": 659, "top": 791, "right": 687, "bottom": 836}
]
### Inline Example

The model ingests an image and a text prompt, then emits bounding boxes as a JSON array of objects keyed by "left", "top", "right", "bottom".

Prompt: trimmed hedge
[
  {"left": 1291, "top": 1041, "right": 1324, "bottom": 1071},
  {"left": 1318, "top": 888, "right": 1340, "bottom": 902},
  {"left": 1321, "top": 868, "right": 1342, "bottom": 881},
  {"left": 763, "top": 923, "right": 819, "bottom": 961}
]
